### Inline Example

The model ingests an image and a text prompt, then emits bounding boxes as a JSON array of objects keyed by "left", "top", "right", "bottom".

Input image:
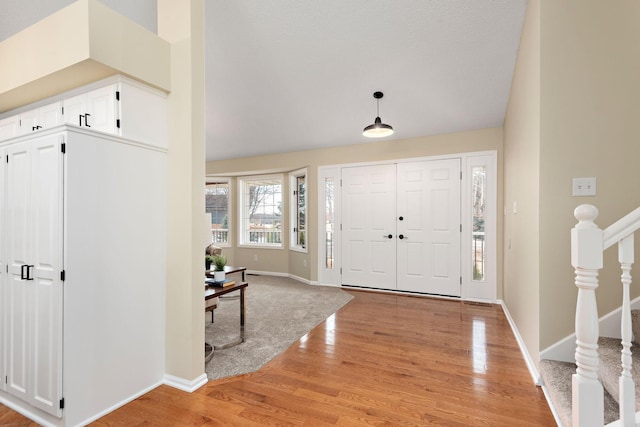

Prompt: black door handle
[
  {"left": 398, "top": 234, "right": 405, "bottom": 240},
  {"left": 399, "top": 216, "right": 404, "bottom": 221},
  {"left": 21, "top": 264, "right": 27, "bottom": 280},
  {"left": 384, "top": 234, "right": 393, "bottom": 239},
  {"left": 84, "top": 113, "right": 91, "bottom": 127},
  {"left": 26, "top": 265, "right": 34, "bottom": 280}
]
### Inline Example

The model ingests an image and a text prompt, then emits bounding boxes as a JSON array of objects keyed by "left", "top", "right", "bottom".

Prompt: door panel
[
  {"left": 5, "top": 136, "right": 63, "bottom": 417},
  {"left": 30, "top": 136, "right": 63, "bottom": 417},
  {"left": 397, "top": 159, "right": 461, "bottom": 296},
  {"left": 342, "top": 164, "right": 396, "bottom": 289},
  {"left": 6, "top": 142, "right": 31, "bottom": 401}
]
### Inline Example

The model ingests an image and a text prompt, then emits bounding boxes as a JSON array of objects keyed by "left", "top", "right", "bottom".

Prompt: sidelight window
[{"left": 471, "top": 166, "right": 486, "bottom": 281}]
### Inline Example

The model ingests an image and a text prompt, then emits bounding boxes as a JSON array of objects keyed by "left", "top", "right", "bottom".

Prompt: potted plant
[
  {"left": 205, "top": 255, "right": 215, "bottom": 271},
  {"left": 212, "top": 255, "right": 227, "bottom": 282}
]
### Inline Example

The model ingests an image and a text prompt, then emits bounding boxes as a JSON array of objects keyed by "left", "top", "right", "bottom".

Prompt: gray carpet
[{"left": 205, "top": 275, "right": 353, "bottom": 381}]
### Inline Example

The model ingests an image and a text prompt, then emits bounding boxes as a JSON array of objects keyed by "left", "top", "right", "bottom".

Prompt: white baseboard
[
  {"left": 163, "top": 373, "right": 208, "bottom": 393},
  {"left": 499, "top": 299, "right": 542, "bottom": 385}
]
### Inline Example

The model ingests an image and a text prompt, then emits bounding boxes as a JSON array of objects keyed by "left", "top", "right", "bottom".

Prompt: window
[
  {"left": 239, "top": 175, "right": 283, "bottom": 247},
  {"left": 324, "top": 177, "right": 335, "bottom": 268},
  {"left": 290, "top": 169, "right": 307, "bottom": 251},
  {"left": 471, "top": 166, "right": 486, "bottom": 281},
  {"left": 205, "top": 180, "right": 230, "bottom": 245}
]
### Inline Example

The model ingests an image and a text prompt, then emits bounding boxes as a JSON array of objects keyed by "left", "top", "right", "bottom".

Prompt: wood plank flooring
[{"left": 0, "top": 290, "right": 555, "bottom": 426}]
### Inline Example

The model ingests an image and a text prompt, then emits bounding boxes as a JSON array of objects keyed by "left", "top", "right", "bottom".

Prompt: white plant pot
[{"left": 214, "top": 271, "right": 226, "bottom": 282}]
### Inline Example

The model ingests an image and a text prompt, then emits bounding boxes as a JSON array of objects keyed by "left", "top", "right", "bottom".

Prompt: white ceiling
[
  {"left": 204, "top": 0, "right": 527, "bottom": 161},
  {"left": 1, "top": 1, "right": 528, "bottom": 163}
]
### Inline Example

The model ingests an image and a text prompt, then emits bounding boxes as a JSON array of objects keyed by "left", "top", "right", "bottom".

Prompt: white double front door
[{"left": 341, "top": 159, "right": 461, "bottom": 297}]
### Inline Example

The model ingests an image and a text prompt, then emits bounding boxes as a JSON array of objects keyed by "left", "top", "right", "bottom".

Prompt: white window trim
[
  {"left": 205, "top": 177, "right": 231, "bottom": 248},
  {"left": 289, "top": 168, "right": 307, "bottom": 253},
  {"left": 237, "top": 173, "right": 284, "bottom": 249}
]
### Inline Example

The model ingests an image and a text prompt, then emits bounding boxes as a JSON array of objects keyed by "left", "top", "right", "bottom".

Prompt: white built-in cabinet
[
  {"left": 0, "top": 76, "right": 167, "bottom": 149},
  {"left": 0, "top": 75, "right": 167, "bottom": 426}
]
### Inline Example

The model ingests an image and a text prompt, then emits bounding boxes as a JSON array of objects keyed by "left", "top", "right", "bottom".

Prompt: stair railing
[{"left": 572, "top": 204, "right": 640, "bottom": 427}]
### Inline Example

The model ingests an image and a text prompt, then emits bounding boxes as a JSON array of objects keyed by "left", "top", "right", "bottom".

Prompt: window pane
[
  {"left": 472, "top": 166, "right": 486, "bottom": 281},
  {"left": 296, "top": 175, "right": 306, "bottom": 248},
  {"left": 205, "top": 182, "right": 229, "bottom": 244},
  {"left": 241, "top": 177, "right": 282, "bottom": 246},
  {"left": 325, "top": 178, "right": 334, "bottom": 269}
]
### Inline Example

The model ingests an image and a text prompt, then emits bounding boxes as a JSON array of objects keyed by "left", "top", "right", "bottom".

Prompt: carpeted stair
[{"left": 540, "top": 309, "right": 640, "bottom": 426}]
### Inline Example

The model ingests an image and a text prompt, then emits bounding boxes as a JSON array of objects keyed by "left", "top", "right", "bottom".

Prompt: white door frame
[{"left": 317, "top": 150, "right": 497, "bottom": 302}]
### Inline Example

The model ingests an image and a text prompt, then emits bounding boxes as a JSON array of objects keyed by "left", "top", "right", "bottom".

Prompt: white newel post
[
  {"left": 571, "top": 204, "right": 604, "bottom": 427},
  {"left": 618, "top": 234, "right": 635, "bottom": 427}
]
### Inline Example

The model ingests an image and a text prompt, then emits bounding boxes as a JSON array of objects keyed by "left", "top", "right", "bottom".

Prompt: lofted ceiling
[
  {"left": 0, "top": 1, "right": 528, "bottom": 163},
  {"left": 204, "top": 0, "right": 528, "bottom": 162}
]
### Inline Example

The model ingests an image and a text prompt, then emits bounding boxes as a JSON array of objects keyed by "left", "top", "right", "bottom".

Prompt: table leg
[
  {"left": 214, "top": 287, "right": 246, "bottom": 350},
  {"left": 240, "top": 287, "right": 245, "bottom": 342}
]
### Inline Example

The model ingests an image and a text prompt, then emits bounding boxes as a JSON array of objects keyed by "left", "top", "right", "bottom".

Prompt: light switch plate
[{"left": 572, "top": 177, "right": 596, "bottom": 196}]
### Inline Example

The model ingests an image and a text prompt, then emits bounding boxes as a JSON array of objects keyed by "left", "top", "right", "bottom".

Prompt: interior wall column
[{"left": 157, "top": 0, "right": 206, "bottom": 383}]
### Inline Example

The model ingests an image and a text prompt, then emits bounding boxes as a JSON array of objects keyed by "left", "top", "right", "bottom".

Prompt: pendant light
[{"left": 363, "top": 91, "right": 394, "bottom": 138}]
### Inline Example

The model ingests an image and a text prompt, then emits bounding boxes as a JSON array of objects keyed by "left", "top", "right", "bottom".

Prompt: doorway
[
  {"left": 317, "top": 151, "right": 496, "bottom": 302},
  {"left": 341, "top": 159, "right": 461, "bottom": 296}
]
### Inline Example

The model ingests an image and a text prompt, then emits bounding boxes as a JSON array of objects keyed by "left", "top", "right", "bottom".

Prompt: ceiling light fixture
[{"left": 363, "top": 91, "right": 394, "bottom": 138}]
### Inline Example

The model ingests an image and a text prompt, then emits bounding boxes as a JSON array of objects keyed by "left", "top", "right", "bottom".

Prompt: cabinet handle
[
  {"left": 398, "top": 234, "right": 407, "bottom": 240},
  {"left": 383, "top": 234, "right": 393, "bottom": 239},
  {"left": 27, "top": 265, "right": 34, "bottom": 280},
  {"left": 20, "top": 265, "right": 28, "bottom": 280},
  {"left": 79, "top": 114, "right": 83, "bottom": 127},
  {"left": 84, "top": 113, "right": 91, "bottom": 128}
]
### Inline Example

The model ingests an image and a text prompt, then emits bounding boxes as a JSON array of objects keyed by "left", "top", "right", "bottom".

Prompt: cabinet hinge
[
  {"left": 5, "top": 376, "right": 7, "bottom": 384},
  {"left": 61, "top": 143, "right": 66, "bottom": 154},
  {"left": 460, "top": 171, "right": 462, "bottom": 180},
  {"left": 59, "top": 398, "right": 65, "bottom": 409},
  {"left": 116, "top": 91, "right": 120, "bottom": 101},
  {"left": 61, "top": 106, "right": 64, "bottom": 115},
  {"left": 460, "top": 276, "right": 462, "bottom": 285},
  {"left": 60, "top": 270, "right": 66, "bottom": 281},
  {"left": 460, "top": 224, "right": 462, "bottom": 232},
  {"left": 116, "top": 119, "right": 121, "bottom": 129}
]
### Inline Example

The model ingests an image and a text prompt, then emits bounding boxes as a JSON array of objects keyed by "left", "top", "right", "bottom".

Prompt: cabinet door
[
  {"left": 63, "top": 93, "right": 87, "bottom": 127},
  {"left": 6, "top": 142, "right": 31, "bottom": 403},
  {"left": 86, "top": 85, "right": 117, "bottom": 134},
  {"left": 5, "top": 135, "right": 63, "bottom": 418},
  {"left": 0, "top": 115, "right": 21, "bottom": 141},
  {"left": 19, "top": 109, "right": 39, "bottom": 135},
  {"left": 39, "top": 102, "right": 64, "bottom": 130},
  {"left": 0, "top": 146, "right": 5, "bottom": 392}
]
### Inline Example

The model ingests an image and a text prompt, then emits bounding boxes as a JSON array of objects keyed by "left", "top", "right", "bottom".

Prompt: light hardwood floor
[{"left": 1, "top": 290, "right": 555, "bottom": 426}]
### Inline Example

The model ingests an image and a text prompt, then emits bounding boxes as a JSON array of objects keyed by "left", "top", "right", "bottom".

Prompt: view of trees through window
[
  {"left": 472, "top": 166, "right": 486, "bottom": 280},
  {"left": 206, "top": 181, "right": 229, "bottom": 244},
  {"left": 241, "top": 176, "right": 282, "bottom": 245},
  {"left": 294, "top": 175, "right": 306, "bottom": 249}
]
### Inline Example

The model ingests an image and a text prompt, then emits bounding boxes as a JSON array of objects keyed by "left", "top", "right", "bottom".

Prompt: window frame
[
  {"left": 238, "top": 174, "right": 284, "bottom": 249},
  {"left": 289, "top": 168, "right": 307, "bottom": 253},
  {"left": 205, "top": 178, "right": 231, "bottom": 248}
]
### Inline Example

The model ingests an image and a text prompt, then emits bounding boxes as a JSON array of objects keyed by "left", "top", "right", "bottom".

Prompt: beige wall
[
  {"left": 208, "top": 127, "right": 503, "bottom": 284},
  {"left": 503, "top": 0, "right": 541, "bottom": 363},
  {"left": 0, "top": 0, "right": 169, "bottom": 113},
  {"left": 538, "top": 0, "right": 640, "bottom": 349}
]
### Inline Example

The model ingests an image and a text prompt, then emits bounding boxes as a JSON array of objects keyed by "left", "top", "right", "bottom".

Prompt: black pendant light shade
[{"left": 363, "top": 91, "right": 394, "bottom": 138}]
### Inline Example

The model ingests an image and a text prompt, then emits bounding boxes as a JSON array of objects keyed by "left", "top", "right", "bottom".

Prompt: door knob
[
  {"left": 398, "top": 234, "right": 406, "bottom": 240},
  {"left": 399, "top": 216, "right": 404, "bottom": 221},
  {"left": 383, "top": 234, "right": 393, "bottom": 239}
]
